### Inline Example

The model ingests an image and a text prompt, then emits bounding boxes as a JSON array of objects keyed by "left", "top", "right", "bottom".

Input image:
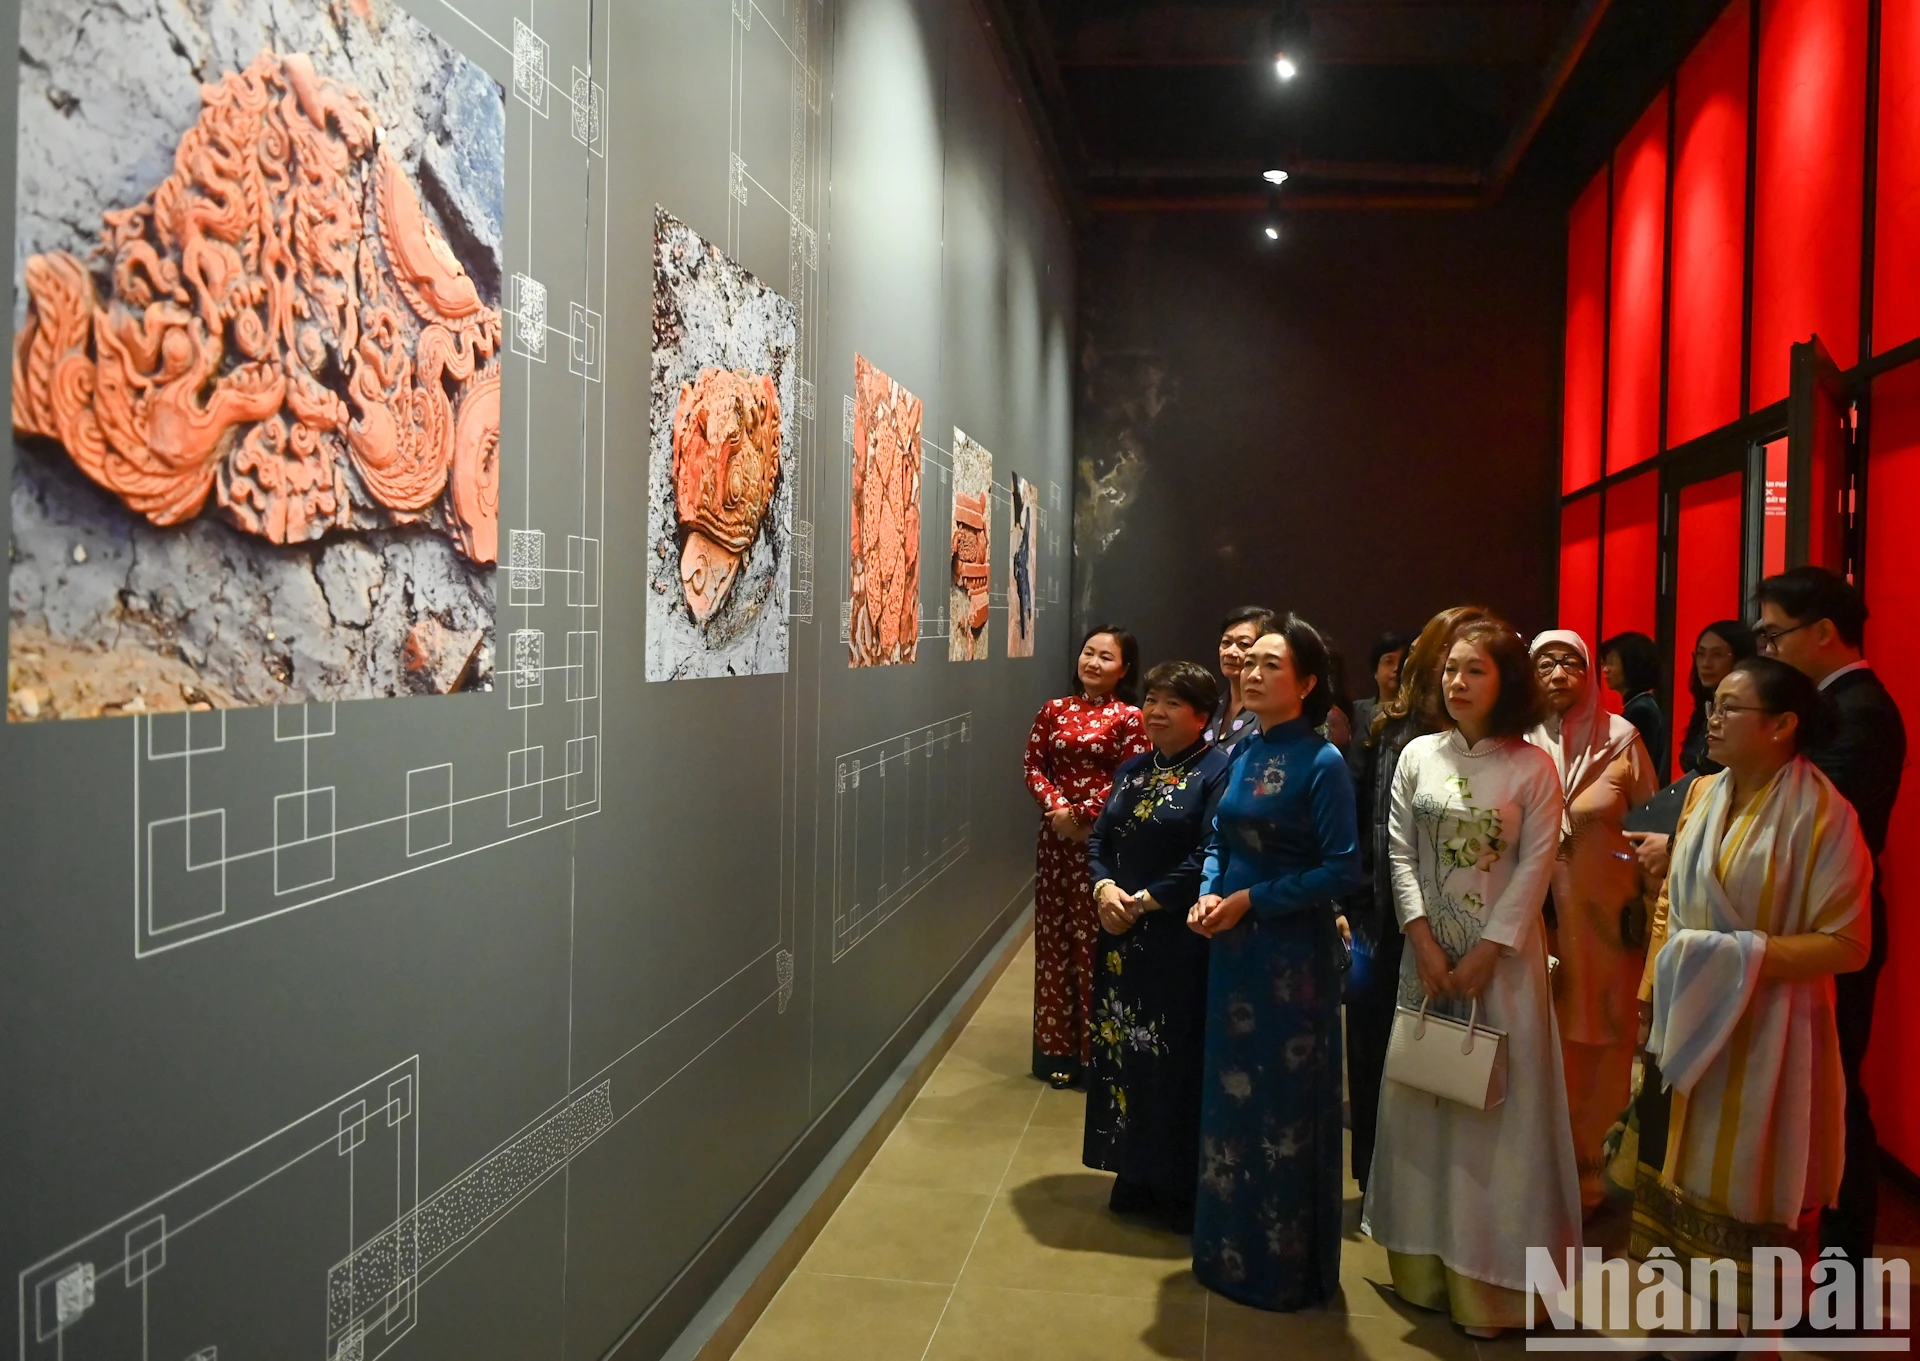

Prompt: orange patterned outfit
[{"left": 1023, "top": 693, "right": 1149, "bottom": 1080}]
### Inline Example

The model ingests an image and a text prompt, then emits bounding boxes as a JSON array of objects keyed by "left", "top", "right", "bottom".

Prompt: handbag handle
[{"left": 1411, "top": 995, "right": 1487, "bottom": 1053}]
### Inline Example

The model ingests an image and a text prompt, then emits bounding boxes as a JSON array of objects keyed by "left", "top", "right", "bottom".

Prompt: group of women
[{"left": 1021, "top": 607, "right": 1872, "bottom": 1333}]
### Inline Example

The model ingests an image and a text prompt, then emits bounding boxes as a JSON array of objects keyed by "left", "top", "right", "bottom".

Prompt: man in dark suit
[{"left": 1756, "top": 566, "right": 1908, "bottom": 1269}]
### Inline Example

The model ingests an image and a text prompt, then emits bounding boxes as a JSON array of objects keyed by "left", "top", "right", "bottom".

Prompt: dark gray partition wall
[{"left": 0, "top": 0, "right": 1074, "bottom": 1358}]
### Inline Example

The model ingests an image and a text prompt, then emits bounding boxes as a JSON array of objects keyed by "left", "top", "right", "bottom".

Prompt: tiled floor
[{"left": 734, "top": 935, "right": 1920, "bottom": 1360}]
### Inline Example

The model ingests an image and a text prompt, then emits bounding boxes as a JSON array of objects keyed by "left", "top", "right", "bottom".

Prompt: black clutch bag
[{"left": 1623, "top": 771, "right": 1700, "bottom": 840}]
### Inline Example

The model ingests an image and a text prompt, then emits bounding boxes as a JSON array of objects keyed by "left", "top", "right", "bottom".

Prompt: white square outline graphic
[
  {"left": 122, "top": 1216, "right": 166, "bottom": 1287},
  {"left": 273, "top": 787, "right": 337, "bottom": 896},
  {"left": 507, "top": 747, "right": 544, "bottom": 827},
  {"left": 273, "top": 701, "right": 337, "bottom": 743},
  {"left": 507, "top": 630, "right": 545, "bottom": 709},
  {"left": 565, "top": 632, "right": 600, "bottom": 701},
  {"left": 146, "top": 709, "right": 227, "bottom": 760},
  {"left": 404, "top": 765, "right": 454, "bottom": 857},
  {"left": 508, "top": 528, "right": 546, "bottom": 607},
  {"left": 512, "top": 18, "right": 549, "bottom": 116},
  {"left": 145, "top": 810, "right": 227, "bottom": 938},
  {"left": 565, "top": 736, "right": 597, "bottom": 810},
  {"left": 565, "top": 535, "right": 601, "bottom": 607}
]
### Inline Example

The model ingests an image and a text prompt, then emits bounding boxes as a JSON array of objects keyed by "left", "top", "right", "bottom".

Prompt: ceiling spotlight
[
  {"left": 1264, "top": 224, "right": 1281, "bottom": 241},
  {"left": 1274, "top": 53, "right": 1298, "bottom": 81},
  {"left": 1262, "top": 169, "right": 1289, "bottom": 186}
]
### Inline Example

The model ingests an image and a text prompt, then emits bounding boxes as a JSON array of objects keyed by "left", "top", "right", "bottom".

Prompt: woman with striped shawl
[{"left": 1633, "top": 657, "right": 1872, "bottom": 1317}]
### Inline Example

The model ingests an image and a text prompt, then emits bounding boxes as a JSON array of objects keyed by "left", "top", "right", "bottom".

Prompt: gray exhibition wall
[{"left": 0, "top": 0, "right": 1074, "bottom": 1358}]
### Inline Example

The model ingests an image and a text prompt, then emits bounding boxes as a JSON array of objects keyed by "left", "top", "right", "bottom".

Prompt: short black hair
[
  {"left": 1756, "top": 566, "right": 1868, "bottom": 649},
  {"left": 1600, "top": 631, "right": 1661, "bottom": 696},
  {"left": 1075, "top": 624, "right": 1142, "bottom": 706},
  {"left": 1728, "top": 655, "right": 1837, "bottom": 752},
  {"left": 1451, "top": 617, "right": 1548, "bottom": 739},
  {"left": 1218, "top": 605, "right": 1278, "bottom": 637},
  {"left": 1262, "top": 614, "right": 1334, "bottom": 726},
  {"left": 1142, "top": 660, "right": 1220, "bottom": 718},
  {"left": 1368, "top": 631, "right": 1412, "bottom": 671}
]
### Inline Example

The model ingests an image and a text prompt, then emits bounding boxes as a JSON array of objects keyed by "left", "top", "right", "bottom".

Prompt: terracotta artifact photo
[
  {"left": 8, "top": 0, "right": 507, "bottom": 720},
  {"left": 948, "top": 430, "right": 992, "bottom": 662},
  {"left": 847, "top": 356, "right": 923, "bottom": 668},
  {"left": 1007, "top": 472, "right": 1038, "bottom": 658},
  {"left": 648, "top": 208, "right": 798, "bottom": 681}
]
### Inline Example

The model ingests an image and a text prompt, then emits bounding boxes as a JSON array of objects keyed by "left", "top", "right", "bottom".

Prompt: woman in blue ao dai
[{"left": 1188, "top": 619, "right": 1363, "bottom": 1312}]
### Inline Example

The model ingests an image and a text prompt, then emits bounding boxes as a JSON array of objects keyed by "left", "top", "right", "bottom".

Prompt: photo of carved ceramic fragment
[
  {"left": 1007, "top": 472, "right": 1038, "bottom": 658},
  {"left": 7, "top": 0, "right": 506, "bottom": 720},
  {"left": 948, "top": 430, "right": 992, "bottom": 661},
  {"left": 847, "top": 356, "right": 923, "bottom": 668},
  {"left": 648, "top": 208, "right": 798, "bottom": 681}
]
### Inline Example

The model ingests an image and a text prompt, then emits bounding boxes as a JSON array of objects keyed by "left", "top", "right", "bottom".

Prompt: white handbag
[{"left": 1383, "top": 996, "right": 1509, "bottom": 1110}]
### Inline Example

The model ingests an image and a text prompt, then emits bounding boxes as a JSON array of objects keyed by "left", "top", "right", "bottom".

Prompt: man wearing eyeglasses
[{"left": 1754, "top": 565, "right": 1907, "bottom": 1273}]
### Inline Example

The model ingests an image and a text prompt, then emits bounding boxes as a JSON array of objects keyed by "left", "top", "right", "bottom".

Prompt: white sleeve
[
  {"left": 1480, "top": 751, "right": 1561, "bottom": 952},
  {"left": 1386, "top": 741, "right": 1426, "bottom": 930}
]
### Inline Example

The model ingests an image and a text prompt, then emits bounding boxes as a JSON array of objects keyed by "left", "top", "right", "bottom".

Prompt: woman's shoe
[
  {"left": 1462, "top": 1325, "right": 1503, "bottom": 1339},
  {"left": 1046, "top": 1069, "right": 1074, "bottom": 1089}
]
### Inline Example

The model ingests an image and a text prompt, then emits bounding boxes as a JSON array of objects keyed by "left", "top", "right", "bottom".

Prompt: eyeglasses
[
  {"left": 1534, "top": 656, "right": 1588, "bottom": 677},
  {"left": 1706, "top": 701, "right": 1777, "bottom": 722},
  {"left": 1753, "top": 621, "right": 1810, "bottom": 653}
]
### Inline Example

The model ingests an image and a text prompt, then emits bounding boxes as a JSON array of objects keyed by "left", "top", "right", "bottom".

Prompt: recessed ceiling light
[
  {"left": 1263, "top": 169, "right": 1289, "bottom": 186},
  {"left": 1274, "top": 53, "right": 1298, "bottom": 81},
  {"left": 1264, "top": 225, "right": 1280, "bottom": 241}
]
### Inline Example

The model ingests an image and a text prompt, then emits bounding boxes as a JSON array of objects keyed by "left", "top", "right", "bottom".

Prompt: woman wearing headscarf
[
  {"left": 1633, "top": 657, "right": 1871, "bottom": 1319},
  {"left": 1526, "top": 629, "right": 1658, "bottom": 1217}
]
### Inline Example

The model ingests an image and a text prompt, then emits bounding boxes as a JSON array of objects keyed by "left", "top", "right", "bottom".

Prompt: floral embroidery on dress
[{"left": 1252, "top": 755, "right": 1287, "bottom": 798}]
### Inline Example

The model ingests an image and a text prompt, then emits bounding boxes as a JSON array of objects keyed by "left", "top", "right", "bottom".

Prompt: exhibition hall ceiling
[{"left": 984, "top": 0, "right": 1737, "bottom": 211}]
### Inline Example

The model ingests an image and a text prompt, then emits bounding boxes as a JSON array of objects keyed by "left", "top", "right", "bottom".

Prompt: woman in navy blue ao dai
[{"left": 1188, "top": 621, "right": 1363, "bottom": 1312}]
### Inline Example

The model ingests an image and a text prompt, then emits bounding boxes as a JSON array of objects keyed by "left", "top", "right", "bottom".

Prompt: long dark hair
[
  {"left": 1074, "top": 624, "right": 1142, "bottom": 706},
  {"left": 1600, "top": 630, "right": 1662, "bottom": 697},
  {"left": 1688, "top": 619, "right": 1757, "bottom": 705},
  {"left": 1262, "top": 614, "right": 1334, "bottom": 727}
]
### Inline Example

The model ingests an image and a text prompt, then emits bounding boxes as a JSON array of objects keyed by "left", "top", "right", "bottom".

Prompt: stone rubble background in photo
[
  {"left": 8, "top": 0, "right": 507, "bottom": 720},
  {"left": 948, "top": 429, "right": 992, "bottom": 662},
  {"left": 1007, "top": 472, "right": 1037, "bottom": 658},
  {"left": 646, "top": 207, "right": 798, "bottom": 681}
]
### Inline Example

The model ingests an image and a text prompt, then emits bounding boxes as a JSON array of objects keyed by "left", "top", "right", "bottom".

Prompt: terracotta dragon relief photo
[
  {"left": 948, "top": 429, "right": 992, "bottom": 662},
  {"left": 8, "top": 0, "right": 507, "bottom": 721},
  {"left": 646, "top": 209, "right": 798, "bottom": 681},
  {"left": 847, "top": 355, "right": 923, "bottom": 668},
  {"left": 13, "top": 52, "right": 502, "bottom": 560}
]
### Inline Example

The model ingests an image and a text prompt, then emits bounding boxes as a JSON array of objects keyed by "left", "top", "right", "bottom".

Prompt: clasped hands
[
  {"left": 1406, "top": 919, "right": 1500, "bottom": 1001},
  {"left": 1046, "top": 806, "right": 1092, "bottom": 843},
  {"left": 1187, "top": 890, "right": 1250, "bottom": 937},
  {"left": 1095, "top": 880, "right": 1150, "bottom": 933}
]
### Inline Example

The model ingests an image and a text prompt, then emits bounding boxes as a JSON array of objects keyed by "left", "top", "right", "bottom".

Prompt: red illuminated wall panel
[
  {"left": 1875, "top": 0, "right": 1920, "bottom": 354},
  {"left": 1607, "top": 92, "right": 1669, "bottom": 473},
  {"left": 1749, "top": 0, "right": 1867, "bottom": 409},
  {"left": 1670, "top": 472, "right": 1744, "bottom": 772},
  {"left": 1600, "top": 471, "right": 1660, "bottom": 645},
  {"left": 1667, "top": 0, "right": 1750, "bottom": 447},
  {"left": 1861, "top": 362, "right": 1920, "bottom": 1172},
  {"left": 1559, "top": 495, "right": 1601, "bottom": 649},
  {"left": 1564, "top": 169, "right": 1609, "bottom": 493}
]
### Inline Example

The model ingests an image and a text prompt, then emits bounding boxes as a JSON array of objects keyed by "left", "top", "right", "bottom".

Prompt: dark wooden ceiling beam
[{"left": 1060, "top": 3, "right": 1552, "bottom": 69}]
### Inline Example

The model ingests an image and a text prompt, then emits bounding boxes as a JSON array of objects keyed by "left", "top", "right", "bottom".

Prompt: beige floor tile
[
  {"left": 799, "top": 1181, "right": 993, "bottom": 1285},
  {"left": 926, "top": 1281, "right": 1205, "bottom": 1361},
  {"left": 959, "top": 1183, "right": 1204, "bottom": 1301},
  {"left": 945, "top": 1016, "right": 1034, "bottom": 1077},
  {"left": 1204, "top": 1292, "right": 1481, "bottom": 1361},
  {"left": 864, "top": 1117, "right": 1026, "bottom": 1196},
  {"left": 734, "top": 1273, "right": 951, "bottom": 1361},
  {"left": 1029, "top": 1083, "right": 1089, "bottom": 1128},
  {"left": 1003, "top": 1120, "right": 1094, "bottom": 1185},
  {"left": 908, "top": 1056, "right": 1043, "bottom": 1126}
]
